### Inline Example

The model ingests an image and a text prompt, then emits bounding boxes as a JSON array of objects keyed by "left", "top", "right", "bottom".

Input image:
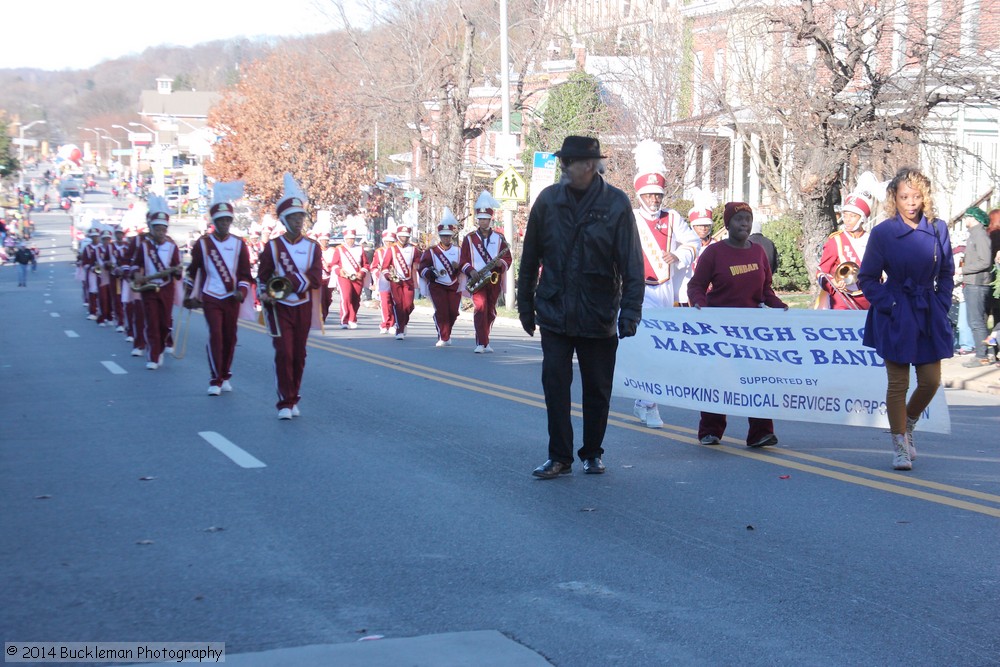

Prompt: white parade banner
[{"left": 613, "top": 307, "right": 950, "bottom": 434}]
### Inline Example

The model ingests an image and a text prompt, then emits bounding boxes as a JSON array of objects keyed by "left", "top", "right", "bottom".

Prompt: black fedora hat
[{"left": 554, "top": 135, "right": 606, "bottom": 159}]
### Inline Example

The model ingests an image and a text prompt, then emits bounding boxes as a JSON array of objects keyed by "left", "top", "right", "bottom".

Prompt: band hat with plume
[
  {"left": 688, "top": 187, "right": 717, "bottom": 225},
  {"left": 210, "top": 180, "right": 245, "bottom": 222},
  {"left": 275, "top": 172, "right": 307, "bottom": 221},
  {"left": 842, "top": 171, "right": 888, "bottom": 224},
  {"left": 632, "top": 139, "right": 667, "bottom": 196},
  {"left": 438, "top": 207, "right": 459, "bottom": 235},
  {"left": 474, "top": 191, "right": 501, "bottom": 219},
  {"left": 311, "top": 218, "right": 332, "bottom": 238},
  {"left": 342, "top": 228, "right": 360, "bottom": 239},
  {"left": 146, "top": 195, "right": 171, "bottom": 226}
]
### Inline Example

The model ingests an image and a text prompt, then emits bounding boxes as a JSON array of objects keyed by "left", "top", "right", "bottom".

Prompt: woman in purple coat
[{"left": 858, "top": 167, "right": 954, "bottom": 472}]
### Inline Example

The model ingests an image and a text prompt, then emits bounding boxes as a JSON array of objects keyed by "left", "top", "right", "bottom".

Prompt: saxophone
[{"left": 468, "top": 257, "right": 502, "bottom": 294}]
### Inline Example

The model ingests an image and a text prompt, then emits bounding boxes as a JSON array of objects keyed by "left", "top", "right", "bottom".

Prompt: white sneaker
[
  {"left": 644, "top": 405, "right": 664, "bottom": 428},
  {"left": 905, "top": 415, "right": 917, "bottom": 461},
  {"left": 483, "top": 344, "right": 494, "bottom": 353},
  {"left": 87, "top": 314, "right": 97, "bottom": 320},
  {"left": 633, "top": 402, "right": 648, "bottom": 423},
  {"left": 131, "top": 348, "right": 143, "bottom": 357},
  {"left": 379, "top": 327, "right": 388, "bottom": 334},
  {"left": 474, "top": 345, "right": 485, "bottom": 354},
  {"left": 125, "top": 336, "right": 134, "bottom": 342},
  {"left": 278, "top": 408, "right": 293, "bottom": 420},
  {"left": 435, "top": 340, "right": 446, "bottom": 347},
  {"left": 207, "top": 386, "right": 222, "bottom": 396},
  {"left": 892, "top": 433, "right": 912, "bottom": 471},
  {"left": 146, "top": 361, "right": 158, "bottom": 370},
  {"left": 395, "top": 333, "right": 405, "bottom": 340},
  {"left": 221, "top": 380, "right": 233, "bottom": 392},
  {"left": 348, "top": 322, "right": 358, "bottom": 329},
  {"left": 164, "top": 347, "right": 174, "bottom": 354},
  {"left": 291, "top": 404, "right": 300, "bottom": 417},
  {"left": 98, "top": 322, "right": 107, "bottom": 327},
  {"left": 115, "top": 325, "right": 125, "bottom": 333}
]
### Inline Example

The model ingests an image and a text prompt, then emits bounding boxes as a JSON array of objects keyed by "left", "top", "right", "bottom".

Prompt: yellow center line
[{"left": 239, "top": 321, "right": 1000, "bottom": 518}]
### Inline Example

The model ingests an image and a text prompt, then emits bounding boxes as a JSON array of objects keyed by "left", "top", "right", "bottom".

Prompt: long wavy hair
[{"left": 883, "top": 167, "right": 936, "bottom": 222}]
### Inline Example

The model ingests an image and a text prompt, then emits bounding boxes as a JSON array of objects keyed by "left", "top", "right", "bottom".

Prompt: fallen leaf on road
[
  {"left": 35, "top": 495, "right": 52, "bottom": 500},
  {"left": 778, "top": 475, "right": 791, "bottom": 479},
  {"left": 203, "top": 526, "right": 225, "bottom": 533},
  {"left": 581, "top": 507, "right": 597, "bottom": 512},
  {"left": 746, "top": 525, "right": 755, "bottom": 531},
  {"left": 139, "top": 476, "right": 156, "bottom": 481}
]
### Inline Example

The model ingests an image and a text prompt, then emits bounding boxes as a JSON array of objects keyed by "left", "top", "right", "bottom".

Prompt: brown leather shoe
[{"left": 532, "top": 460, "right": 572, "bottom": 479}]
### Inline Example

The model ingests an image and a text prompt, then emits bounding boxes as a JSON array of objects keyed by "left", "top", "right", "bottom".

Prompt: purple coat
[{"left": 858, "top": 214, "right": 955, "bottom": 364}]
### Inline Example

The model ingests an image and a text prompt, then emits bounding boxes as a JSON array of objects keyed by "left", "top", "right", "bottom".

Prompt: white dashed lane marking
[
  {"left": 199, "top": 431, "right": 266, "bottom": 469},
  {"left": 50, "top": 312, "right": 60, "bottom": 318},
  {"left": 101, "top": 361, "right": 127, "bottom": 375},
  {"left": 64, "top": 330, "right": 79, "bottom": 338}
]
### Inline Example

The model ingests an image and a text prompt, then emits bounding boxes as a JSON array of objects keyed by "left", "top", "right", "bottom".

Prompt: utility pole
[{"left": 499, "top": 0, "right": 517, "bottom": 309}]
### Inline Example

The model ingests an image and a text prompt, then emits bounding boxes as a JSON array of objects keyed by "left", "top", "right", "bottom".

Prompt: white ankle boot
[
  {"left": 905, "top": 415, "right": 918, "bottom": 461},
  {"left": 892, "top": 433, "right": 912, "bottom": 471}
]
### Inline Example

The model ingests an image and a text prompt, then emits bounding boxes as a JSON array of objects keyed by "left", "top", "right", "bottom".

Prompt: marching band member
[
  {"left": 372, "top": 229, "right": 397, "bottom": 334},
  {"left": 128, "top": 196, "right": 182, "bottom": 370},
  {"left": 460, "top": 191, "right": 512, "bottom": 353},
  {"left": 183, "top": 181, "right": 253, "bottom": 396},
  {"left": 419, "top": 209, "right": 463, "bottom": 347},
  {"left": 380, "top": 224, "right": 419, "bottom": 340},
  {"left": 257, "top": 173, "right": 322, "bottom": 420},
  {"left": 80, "top": 227, "right": 102, "bottom": 320},
  {"left": 111, "top": 227, "right": 128, "bottom": 332},
  {"left": 817, "top": 173, "right": 885, "bottom": 310},
  {"left": 677, "top": 189, "right": 717, "bottom": 306},
  {"left": 313, "top": 222, "right": 335, "bottom": 323},
  {"left": 630, "top": 140, "right": 699, "bottom": 428},
  {"left": 121, "top": 223, "right": 148, "bottom": 356},
  {"left": 330, "top": 227, "right": 370, "bottom": 329},
  {"left": 94, "top": 228, "right": 117, "bottom": 326}
]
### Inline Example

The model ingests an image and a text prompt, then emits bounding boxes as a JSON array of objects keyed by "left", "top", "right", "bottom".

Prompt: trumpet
[
  {"left": 833, "top": 261, "right": 862, "bottom": 296},
  {"left": 387, "top": 266, "right": 402, "bottom": 283},
  {"left": 92, "top": 264, "right": 103, "bottom": 276},
  {"left": 341, "top": 269, "right": 360, "bottom": 281},
  {"left": 266, "top": 275, "right": 295, "bottom": 300}
]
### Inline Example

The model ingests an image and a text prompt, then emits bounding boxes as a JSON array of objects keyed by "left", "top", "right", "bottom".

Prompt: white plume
[
  {"left": 853, "top": 171, "right": 889, "bottom": 202},
  {"left": 689, "top": 187, "right": 717, "bottom": 212},
  {"left": 632, "top": 139, "right": 666, "bottom": 177}
]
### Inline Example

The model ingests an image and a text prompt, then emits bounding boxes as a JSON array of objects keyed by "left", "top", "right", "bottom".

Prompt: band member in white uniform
[
  {"left": 630, "top": 140, "right": 699, "bottom": 428},
  {"left": 419, "top": 209, "right": 463, "bottom": 347},
  {"left": 183, "top": 181, "right": 254, "bottom": 395}
]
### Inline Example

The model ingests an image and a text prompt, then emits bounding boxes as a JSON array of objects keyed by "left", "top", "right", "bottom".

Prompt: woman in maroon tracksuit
[{"left": 686, "top": 202, "right": 788, "bottom": 448}]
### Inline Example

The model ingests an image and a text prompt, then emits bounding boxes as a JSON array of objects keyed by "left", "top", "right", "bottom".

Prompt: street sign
[
  {"left": 12, "top": 138, "right": 38, "bottom": 147},
  {"left": 501, "top": 199, "right": 519, "bottom": 211},
  {"left": 493, "top": 166, "right": 526, "bottom": 202},
  {"left": 403, "top": 189, "right": 423, "bottom": 200}
]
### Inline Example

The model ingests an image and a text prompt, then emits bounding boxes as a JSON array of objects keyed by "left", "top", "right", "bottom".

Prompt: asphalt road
[{"left": 2, "top": 183, "right": 999, "bottom": 666}]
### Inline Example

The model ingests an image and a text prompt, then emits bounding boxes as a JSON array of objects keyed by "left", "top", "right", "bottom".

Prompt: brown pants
[{"left": 884, "top": 360, "right": 941, "bottom": 434}]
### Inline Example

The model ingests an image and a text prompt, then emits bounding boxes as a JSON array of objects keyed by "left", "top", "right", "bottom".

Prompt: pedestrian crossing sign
[{"left": 493, "top": 167, "right": 526, "bottom": 202}]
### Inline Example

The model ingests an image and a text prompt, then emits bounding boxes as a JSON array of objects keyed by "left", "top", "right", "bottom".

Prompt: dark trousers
[
  {"left": 429, "top": 282, "right": 461, "bottom": 341},
  {"left": 698, "top": 412, "right": 773, "bottom": 446},
  {"left": 320, "top": 284, "right": 334, "bottom": 322},
  {"left": 540, "top": 329, "right": 618, "bottom": 464},
  {"left": 964, "top": 284, "right": 990, "bottom": 359},
  {"left": 389, "top": 281, "right": 415, "bottom": 334},
  {"left": 203, "top": 295, "right": 240, "bottom": 386},
  {"left": 272, "top": 303, "right": 311, "bottom": 409}
]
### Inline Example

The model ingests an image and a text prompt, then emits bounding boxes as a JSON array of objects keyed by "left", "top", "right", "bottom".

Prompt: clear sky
[{"left": 2, "top": 0, "right": 341, "bottom": 71}]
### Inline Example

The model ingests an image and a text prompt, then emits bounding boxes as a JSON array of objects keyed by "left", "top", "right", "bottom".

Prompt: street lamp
[
  {"left": 130, "top": 121, "right": 164, "bottom": 195},
  {"left": 78, "top": 127, "right": 101, "bottom": 168},
  {"left": 94, "top": 127, "right": 110, "bottom": 167},
  {"left": 112, "top": 124, "right": 137, "bottom": 189},
  {"left": 18, "top": 119, "right": 47, "bottom": 189}
]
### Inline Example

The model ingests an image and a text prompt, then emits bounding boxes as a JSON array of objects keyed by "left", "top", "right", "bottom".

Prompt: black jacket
[{"left": 517, "top": 175, "right": 644, "bottom": 337}]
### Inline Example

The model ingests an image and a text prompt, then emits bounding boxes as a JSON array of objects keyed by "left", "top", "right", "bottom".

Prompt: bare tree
[{"left": 706, "top": 0, "right": 1000, "bottom": 281}]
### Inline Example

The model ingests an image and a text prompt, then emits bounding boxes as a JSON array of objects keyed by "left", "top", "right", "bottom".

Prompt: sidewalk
[{"left": 941, "top": 352, "right": 1000, "bottom": 395}]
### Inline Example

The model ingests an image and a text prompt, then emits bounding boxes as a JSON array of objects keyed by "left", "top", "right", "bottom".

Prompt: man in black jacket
[{"left": 517, "top": 135, "right": 645, "bottom": 479}]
